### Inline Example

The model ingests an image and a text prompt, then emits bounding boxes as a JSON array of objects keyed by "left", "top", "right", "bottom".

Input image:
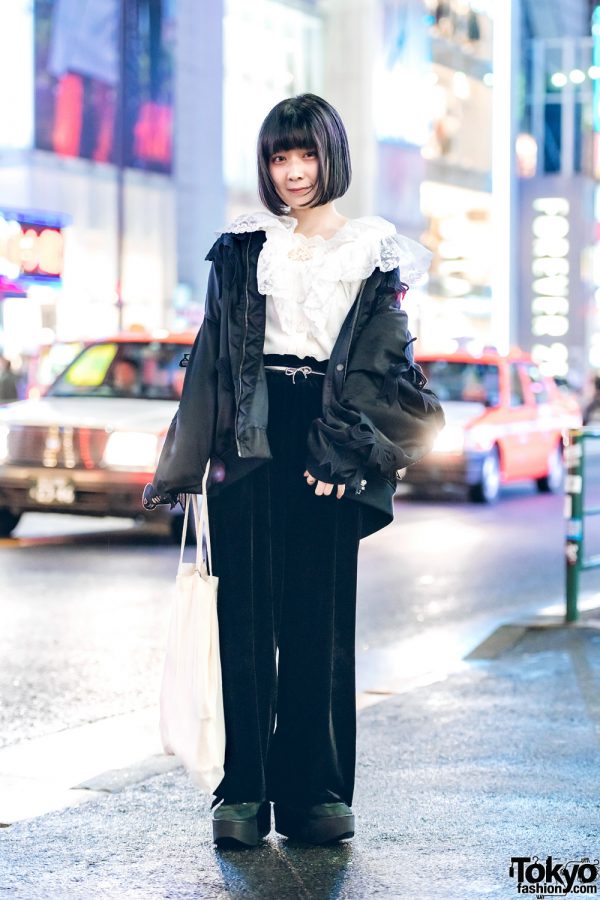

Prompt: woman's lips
[{"left": 287, "top": 186, "right": 310, "bottom": 193}]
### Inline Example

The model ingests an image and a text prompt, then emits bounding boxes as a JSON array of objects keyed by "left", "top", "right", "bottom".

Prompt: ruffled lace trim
[{"left": 217, "top": 210, "right": 432, "bottom": 337}]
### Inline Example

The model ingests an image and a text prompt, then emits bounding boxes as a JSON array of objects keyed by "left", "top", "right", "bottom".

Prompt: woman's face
[{"left": 268, "top": 147, "right": 319, "bottom": 211}]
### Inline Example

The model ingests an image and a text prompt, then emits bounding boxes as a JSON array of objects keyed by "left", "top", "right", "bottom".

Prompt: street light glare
[
  {"left": 569, "top": 69, "right": 586, "bottom": 84},
  {"left": 589, "top": 65, "right": 600, "bottom": 80},
  {"left": 551, "top": 72, "right": 568, "bottom": 88}
]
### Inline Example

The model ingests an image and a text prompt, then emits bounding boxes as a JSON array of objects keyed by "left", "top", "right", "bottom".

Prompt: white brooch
[{"left": 287, "top": 243, "right": 314, "bottom": 261}]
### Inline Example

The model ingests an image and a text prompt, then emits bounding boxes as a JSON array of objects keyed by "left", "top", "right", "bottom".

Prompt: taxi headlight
[
  {"left": 0, "top": 424, "right": 9, "bottom": 464},
  {"left": 464, "top": 425, "right": 495, "bottom": 453},
  {"left": 103, "top": 431, "right": 158, "bottom": 470},
  {"left": 432, "top": 424, "right": 464, "bottom": 454}
]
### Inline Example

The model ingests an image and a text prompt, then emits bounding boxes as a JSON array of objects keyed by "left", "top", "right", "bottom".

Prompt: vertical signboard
[
  {"left": 530, "top": 197, "right": 570, "bottom": 377},
  {"left": 519, "top": 176, "right": 591, "bottom": 385}
]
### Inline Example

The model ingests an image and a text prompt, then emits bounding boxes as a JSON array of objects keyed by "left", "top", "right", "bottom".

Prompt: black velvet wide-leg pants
[{"left": 209, "top": 354, "right": 363, "bottom": 809}]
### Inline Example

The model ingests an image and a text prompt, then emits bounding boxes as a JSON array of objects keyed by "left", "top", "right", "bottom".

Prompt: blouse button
[{"left": 336, "top": 364, "right": 344, "bottom": 372}]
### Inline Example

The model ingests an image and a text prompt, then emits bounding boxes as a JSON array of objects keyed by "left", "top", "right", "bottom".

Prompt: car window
[
  {"left": 509, "top": 364, "right": 525, "bottom": 407},
  {"left": 418, "top": 361, "right": 500, "bottom": 406},
  {"left": 527, "top": 365, "right": 549, "bottom": 405},
  {"left": 48, "top": 342, "right": 188, "bottom": 400}
]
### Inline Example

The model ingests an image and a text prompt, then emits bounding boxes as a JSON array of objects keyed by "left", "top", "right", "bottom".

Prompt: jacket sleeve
[
  {"left": 150, "top": 260, "right": 222, "bottom": 501},
  {"left": 305, "top": 268, "right": 445, "bottom": 494}
]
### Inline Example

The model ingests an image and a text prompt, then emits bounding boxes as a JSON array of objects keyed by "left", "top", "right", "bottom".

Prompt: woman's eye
[{"left": 305, "top": 150, "right": 317, "bottom": 157}]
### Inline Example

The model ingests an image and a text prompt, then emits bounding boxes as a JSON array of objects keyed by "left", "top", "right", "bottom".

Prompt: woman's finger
[
  {"left": 336, "top": 484, "right": 346, "bottom": 499},
  {"left": 304, "top": 470, "right": 317, "bottom": 485},
  {"left": 322, "top": 483, "right": 334, "bottom": 496}
]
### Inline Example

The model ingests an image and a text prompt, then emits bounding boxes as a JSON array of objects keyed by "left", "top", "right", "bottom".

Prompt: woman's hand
[{"left": 303, "top": 470, "right": 345, "bottom": 499}]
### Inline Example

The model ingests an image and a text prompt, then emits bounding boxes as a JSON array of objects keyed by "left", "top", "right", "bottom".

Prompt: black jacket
[{"left": 150, "top": 227, "right": 444, "bottom": 538}]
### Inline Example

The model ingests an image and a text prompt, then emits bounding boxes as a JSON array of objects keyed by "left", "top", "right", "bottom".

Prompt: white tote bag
[{"left": 159, "top": 464, "right": 225, "bottom": 792}]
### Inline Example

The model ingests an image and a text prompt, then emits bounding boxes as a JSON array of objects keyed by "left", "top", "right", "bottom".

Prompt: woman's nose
[{"left": 287, "top": 161, "right": 305, "bottom": 181}]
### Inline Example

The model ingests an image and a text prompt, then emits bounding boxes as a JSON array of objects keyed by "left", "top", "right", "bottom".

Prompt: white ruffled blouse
[{"left": 218, "top": 210, "right": 431, "bottom": 362}]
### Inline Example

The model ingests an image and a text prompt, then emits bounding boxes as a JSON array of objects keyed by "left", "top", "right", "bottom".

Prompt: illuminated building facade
[
  {"left": 323, "top": 0, "right": 515, "bottom": 354},
  {"left": 0, "top": 0, "right": 178, "bottom": 363},
  {"left": 518, "top": 6, "right": 600, "bottom": 384}
]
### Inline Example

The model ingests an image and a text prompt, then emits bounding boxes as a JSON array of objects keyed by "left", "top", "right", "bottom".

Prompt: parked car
[
  {"left": 25, "top": 340, "right": 86, "bottom": 400},
  {"left": 402, "top": 349, "right": 582, "bottom": 502},
  {"left": 0, "top": 331, "right": 195, "bottom": 538}
]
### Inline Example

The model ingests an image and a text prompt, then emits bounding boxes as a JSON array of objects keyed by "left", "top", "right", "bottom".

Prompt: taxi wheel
[
  {"left": 469, "top": 447, "right": 501, "bottom": 504},
  {"left": 536, "top": 444, "right": 564, "bottom": 493},
  {"left": 0, "top": 508, "right": 21, "bottom": 537}
]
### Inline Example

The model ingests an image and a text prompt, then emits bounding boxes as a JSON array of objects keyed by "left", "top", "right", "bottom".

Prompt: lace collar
[{"left": 216, "top": 210, "right": 432, "bottom": 287}]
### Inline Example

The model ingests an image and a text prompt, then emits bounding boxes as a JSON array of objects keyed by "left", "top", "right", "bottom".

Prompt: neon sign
[
  {"left": 0, "top": 214, "right": 64, "bottom": 281},
  {"left": 531, "top": 197, "right": 570, "bottom": 377}
]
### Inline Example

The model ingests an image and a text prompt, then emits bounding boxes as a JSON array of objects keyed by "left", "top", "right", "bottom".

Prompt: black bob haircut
[{"left": 257, "top": 93, "right": 352, "bottom": 215}]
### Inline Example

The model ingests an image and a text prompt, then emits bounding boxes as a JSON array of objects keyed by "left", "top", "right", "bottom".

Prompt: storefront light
[
  {"left": 532, "top": 316, "right": 569, "bottom": 338},
  {"left": 438, "top": 217, "right": 466, "bottom": 240},
  {"left": 530, "top": 199, "right": 570, "bottom": 372},
  {"left": 533, "top": 343, "right": 569, "bottom": 377},
  {"left": 438, "top": 241, "right": 464, "bottom": 259},
  {"left": 0, "top": 1, "right": 34, "bottom": 149},
  {"left": 532, "top": 296, "right": 569, "bottom": 316},
  {"left": 533, "top": 237, "right": 569, "bottom": 258},
  {"left": 532, "top": 214, "right": 569, "bottom": 239},
  {"left": 532, "top": 275, "right": 569, "bottom": 296},
  {"left": 590, "top": 346, "right": 600, "bottom": 368},
  {"left": 452, "top": 71, "right": 470, "bottom": 100},
  {"left": 516, "top": 133, "right": 538, "bottom": 178},
  {"left": 531, "top": 257, "right": 569, "bottom": 277},
  {"left": 551, "top": 72, "right": 568, "bottom": 88},
  {"left": 569, "top": 69, "right": 586, "bottom": 84},
  {"left": 589, "top": 65, "right": 600, "bottom": 80},
  {"left": 440, "top": 276, "right": 471, "bottom": 297}
]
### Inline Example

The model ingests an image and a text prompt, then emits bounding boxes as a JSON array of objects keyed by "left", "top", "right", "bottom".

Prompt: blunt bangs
[{"left": 257, "top": 93, "right": 352, "bottom": 215}]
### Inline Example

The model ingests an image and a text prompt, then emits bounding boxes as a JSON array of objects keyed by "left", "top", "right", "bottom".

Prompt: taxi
[
  {"left": 0, "top": 331, "right": 195, "bottom": 538},
  {"left": 403, "top": 348, "right": 582, "bottom": 502}
]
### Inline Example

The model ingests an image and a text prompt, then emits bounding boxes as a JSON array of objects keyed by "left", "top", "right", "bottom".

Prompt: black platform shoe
[
  {"left": 212, "top": 801, "right": 271, "bottom": 848},
  {"left": 273, "top": 802, "right": 355, "bottom": 844}
]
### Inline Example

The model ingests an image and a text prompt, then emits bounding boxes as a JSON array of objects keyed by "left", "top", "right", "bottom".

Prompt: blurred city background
[{"left": 1, "top": 0, "right": 600, "bottom": 395}]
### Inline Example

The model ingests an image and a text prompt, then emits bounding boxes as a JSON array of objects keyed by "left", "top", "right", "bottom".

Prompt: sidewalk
[{"left": 1, "top": 613, "right": 599, "bottom": 900}]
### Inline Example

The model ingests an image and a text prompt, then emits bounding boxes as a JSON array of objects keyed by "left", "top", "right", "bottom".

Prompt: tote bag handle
[{"left": 178, "top": 460, "right": 213, "bottom": 576}]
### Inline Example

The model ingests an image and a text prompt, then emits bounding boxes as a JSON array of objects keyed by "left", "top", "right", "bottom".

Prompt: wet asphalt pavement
[
  {"left": 2, "top": 468, "right": 600, "bottom": 749},
  {"left": 1, "top": 619, "right": 599, "bottom": 900}
]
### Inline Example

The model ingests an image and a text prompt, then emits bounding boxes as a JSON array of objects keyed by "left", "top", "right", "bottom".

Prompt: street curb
[
  {"left": 464, "top": 612, "right": 600, "bottom": 661},
  {"left": 464, "top": 624, "right": 529, "bottom": 660},
  {"left": 73, "top": 754, "right": 181, "bottom": 794}
]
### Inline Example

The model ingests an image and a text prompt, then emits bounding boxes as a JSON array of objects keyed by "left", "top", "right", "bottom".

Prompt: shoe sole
[
  {"left": 212, "top": 806, "right": 271, "bottom": 849},
  {"left": 274, "top": 808, "right": 355, "bottom": 844}
]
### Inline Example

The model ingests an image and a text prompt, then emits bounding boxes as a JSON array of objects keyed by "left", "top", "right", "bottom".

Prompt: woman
[{"left": 144, "top": 93, "right": 444, "bottom": 848}]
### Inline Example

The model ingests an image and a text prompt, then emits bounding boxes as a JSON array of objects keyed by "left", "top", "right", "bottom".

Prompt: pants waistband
[{"left": 263, "top": 354, "right": 328, "bottom": 378}]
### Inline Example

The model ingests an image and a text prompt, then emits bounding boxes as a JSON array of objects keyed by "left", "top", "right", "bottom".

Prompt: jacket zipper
[
  {"left": 235, "top": 238, "right": 251, "bottom": 455},
  {"left": 338, "top": 279, "right": 367, "bottom": 495}
]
